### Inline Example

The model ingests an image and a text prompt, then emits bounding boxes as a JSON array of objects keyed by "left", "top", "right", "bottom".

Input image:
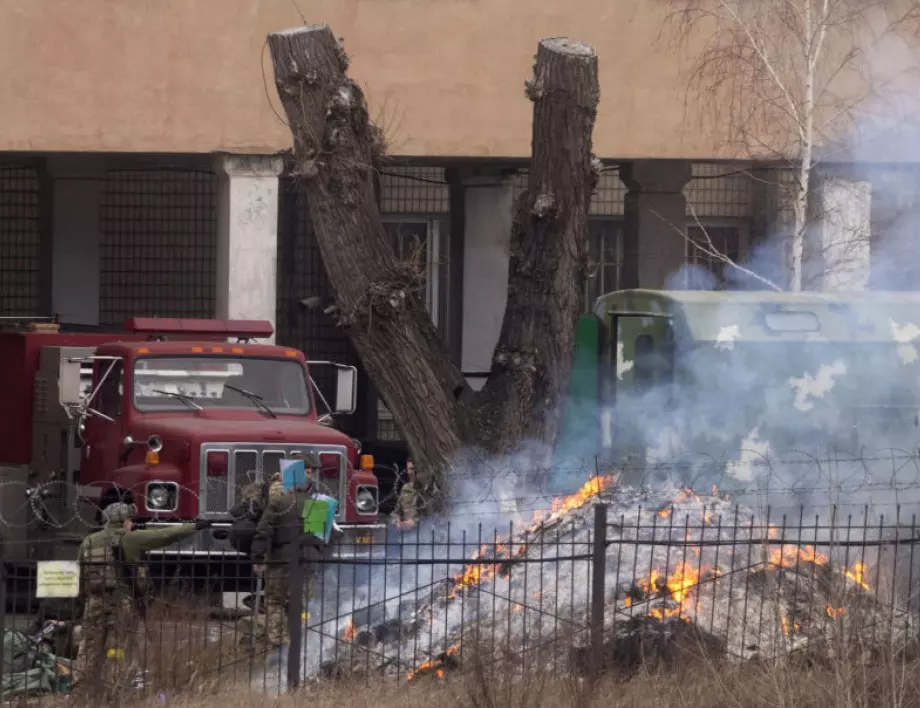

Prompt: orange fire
[
  {"left": 781, "top": 615, "right": 800, "bottom": 636},
  {"left": 408, "top": 645, "right": 460, "bottom": 681},
  {"left": 658, "top": 507, "right": 673, "bottom": 519},
  {"left": 769, "top": 544, "right": 829, "bottom": 569},
  {"left": 548, "top": 476, "right": 615, "bottom": 516},
  {"left": 407, "top": 660, "right": 441, "bottom": 681},
  {"left": 844, "top": 561, "right": 870, "bottom": 591},
  {"left": 341, "top": 620, "right": 357, "bottom": 642},
  {"left": 631, "top": 562, "right": 702, "bottom": 619},
  {"left": 450, "top": 476, "right": 615, "bottom": 600},
  {"left": 826, "top": 606, "right": 846, "bottom": 618}
]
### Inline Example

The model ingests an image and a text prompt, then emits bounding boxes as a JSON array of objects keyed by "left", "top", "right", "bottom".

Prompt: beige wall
[{"left": 1, "top": 0, "right": 736, "bottom": 159}]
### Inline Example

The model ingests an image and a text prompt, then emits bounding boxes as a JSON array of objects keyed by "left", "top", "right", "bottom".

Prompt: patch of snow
[
  {"left": 725, "top": 427, "right": 770, "bottom": 482},
  {"left": 616, "top": 341, "right": 634, "bottom": 381},
  {"left": 714, "top": 325, "right": 741, "bottom": 352},
  {"left": 890, "top": 319, "right": 920, "bottom": 364},
  {"left": 787, "top": 360, "right": 846, "bottom": 412}
]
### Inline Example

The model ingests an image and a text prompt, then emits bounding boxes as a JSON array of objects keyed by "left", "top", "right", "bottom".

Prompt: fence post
[
  {"left": 589, "top": 503, "right": 607, "bottom": 681},
  {"left": 286, "top": 547, "right": 303, "bottom": 692},
  {"left": 0, "top": 540, "right": 5, "bottom": 690}
]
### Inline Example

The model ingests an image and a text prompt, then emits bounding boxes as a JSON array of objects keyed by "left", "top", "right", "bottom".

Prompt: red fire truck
[{"left": 0, "top": 316, "right": 384, "bottom": 574}]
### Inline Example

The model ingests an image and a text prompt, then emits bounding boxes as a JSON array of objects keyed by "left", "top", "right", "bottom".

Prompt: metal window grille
[
  {"left": 275, "top": 179, "right": 359, "bottom": 409},
  {"left": 99, "top": 170, "right": 217, "bottom": 325},
  {"left": 585, "top": 219, "right": 623, "bottom": 310},
  {"left": 379, "top": 166, "right": 449, "bottom": 214},
  {"left": 0, "top": 166, "right": 41, "bottom": 316},
  {"left": 376, "top": 167, "right": 450, "bottom": 440},
  {"left": 686, "top": 163, "right": 755, "bottom": 219},
  {"left": 685, "top": 225, "right": 743, "bottom": 290},
  {"left": 382, "top": 220, "right": 440, "bottom": 325},
  {"left": 511, "top": 170, "right": 625, "bottom": 216}
]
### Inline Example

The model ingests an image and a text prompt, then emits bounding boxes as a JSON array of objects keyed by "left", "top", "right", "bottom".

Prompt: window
[
  {"left": 684, "top": 224, "right": 744, "bottom": 290},
  {"left": 96, "top": 361, "right": 124, "bottom": 419},
  {"left": 585, "top": 219, "right": 623, "bottom": 311},
  {"left": 383, "top": 220, "right": 441, "bottom": 326},
  {"left": 132, "top": 357, "right": 311, "bottom": 415}
]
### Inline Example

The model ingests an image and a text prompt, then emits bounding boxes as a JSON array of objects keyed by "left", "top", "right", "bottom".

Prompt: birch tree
[{"left": 664, "top": 0, "right": 920, "bottom": 291}]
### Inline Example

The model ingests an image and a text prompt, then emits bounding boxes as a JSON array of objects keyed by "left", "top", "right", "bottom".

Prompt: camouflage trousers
[
  {"left": 241, "top": 565, "right": 316, "bottom": 656},
  {"left": 73, "top": 593, "right": 137, "bottom": 692}
]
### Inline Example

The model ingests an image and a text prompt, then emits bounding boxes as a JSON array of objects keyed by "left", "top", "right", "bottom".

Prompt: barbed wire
[{"left": 1, "top": 445, "right": 919, "bottom": 534}]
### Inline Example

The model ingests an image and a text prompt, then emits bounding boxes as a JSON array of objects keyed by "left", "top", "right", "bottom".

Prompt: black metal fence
[{"left": 2, "top": 500, "right": 920, "bottom": 702}]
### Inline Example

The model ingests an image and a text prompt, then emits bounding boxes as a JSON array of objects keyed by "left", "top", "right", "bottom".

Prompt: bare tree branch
[
  {"left": 650, "top": 206, "right": 785, "bottom": 291},
  {"left": 661, "top": 0, "right": 920, "bottom": 292}
]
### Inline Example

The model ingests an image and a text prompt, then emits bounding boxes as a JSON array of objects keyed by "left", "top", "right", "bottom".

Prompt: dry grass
[{"left": 42, "top": 647, "right": 920, "bottom": 708}]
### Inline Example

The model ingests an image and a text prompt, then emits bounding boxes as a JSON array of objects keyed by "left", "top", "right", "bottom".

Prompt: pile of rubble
[{"left": 306, "top": 479, "right": 916, "bottom": 681}]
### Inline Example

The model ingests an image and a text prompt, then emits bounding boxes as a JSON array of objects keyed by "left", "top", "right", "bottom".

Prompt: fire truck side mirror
[
  {"left": 334, "top": 366, "right": 358, "bottom": 415},
  {"left": 58, "top": 357, "right": 84, "bottom": 408}
]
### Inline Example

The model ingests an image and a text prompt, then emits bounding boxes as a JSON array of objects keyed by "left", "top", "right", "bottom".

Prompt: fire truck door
[{"left": 81, "top": 359, "right": 126, "bottom": 481}]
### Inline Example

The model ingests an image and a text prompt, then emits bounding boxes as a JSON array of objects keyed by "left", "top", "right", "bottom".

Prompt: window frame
[
  {"left": 381, "top": 216, "right": 445, "bottom": 328},
  {"left": 683, "top": 218, "right": 751, "bottom": 290}
]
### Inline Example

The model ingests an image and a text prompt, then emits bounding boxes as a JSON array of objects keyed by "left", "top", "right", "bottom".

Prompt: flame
[
  {"left": 632, "top": 562, "right": 702, "bottom": 619},
  {"left": 675, "top": 488, "right": 702, "bottom": 504},
  {"left": 450, "top": 476, "right": 614, "bottom": 599},
  {"left": 548, "top": 476, "right": 615, "bottom": 516},
  {"left": 781, "top": 615, "right": 800, "bottom": 636},
  {"left": 658, "top": 507, "right": 673, "bottom": 519},
  {"left": 408, "top": 645, "right": 460, "bottom": 681},
  {"left": 769, "top": 545, "right": 829, "bottom": 568},
  {"left": 703, "top": 511, "right": 714, "bottom": 525},
  {"left": 341, "top": 620, "right": 357, "bottom": 642},
  {"left": 826, "top": 606, "right": 846, "bottom": 618},
  {"left": 844, "top": 561, "right": 870, "bottom": 591}
]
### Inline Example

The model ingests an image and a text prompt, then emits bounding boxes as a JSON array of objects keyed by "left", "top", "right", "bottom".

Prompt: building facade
[{"left": 2, "top": 0, "right": 919, "bottom": 443}]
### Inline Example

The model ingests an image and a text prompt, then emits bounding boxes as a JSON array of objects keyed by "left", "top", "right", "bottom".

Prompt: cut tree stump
[{"left": 268, "top": 25, "right": 600, "bottom": 486}]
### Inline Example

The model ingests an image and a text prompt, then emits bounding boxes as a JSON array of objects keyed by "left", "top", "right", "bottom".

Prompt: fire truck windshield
[{"left": 132, "top": 356, "right": 311, "bottom": 415}]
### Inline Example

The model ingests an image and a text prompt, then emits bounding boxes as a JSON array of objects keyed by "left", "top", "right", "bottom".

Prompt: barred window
[
  {"left": 684, "top": 224, "right": 744, "bottom": 290},
  {"left": 382, "top": 219, "right": 441, "bottom": 326},
  {"left": 585, "top": 219, "right": 623, "bottom": 311}
]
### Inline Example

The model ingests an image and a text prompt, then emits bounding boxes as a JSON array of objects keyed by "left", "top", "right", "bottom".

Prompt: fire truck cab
[{"left": 0, "top": 316, "right": 384, "bottom": 570}]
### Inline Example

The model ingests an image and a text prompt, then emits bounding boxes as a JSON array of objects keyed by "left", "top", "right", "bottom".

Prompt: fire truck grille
[{"left": 199, "top": 443, "right": 347, "bottom": 518}]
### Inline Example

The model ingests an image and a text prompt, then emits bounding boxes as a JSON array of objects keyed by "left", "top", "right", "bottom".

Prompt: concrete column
[
  {"left": 620, "top": 160, "right": 692, "bottom": 290},
  {"left": 45, "top": 155, "right": 105, "bottom": 326},
  {"left": 461, "top": 176, "right": 515, "bottom": 390},
  {"left": 215, "top": 154, "right": 284, "bottom": 343},
  {"left": 810, "top": 172, "right": 872, "bottom": 291}
]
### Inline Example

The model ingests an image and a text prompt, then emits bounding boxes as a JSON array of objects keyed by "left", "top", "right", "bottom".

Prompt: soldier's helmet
[{"left": 103, "top": 502, "right": 137, "bottom": 525}]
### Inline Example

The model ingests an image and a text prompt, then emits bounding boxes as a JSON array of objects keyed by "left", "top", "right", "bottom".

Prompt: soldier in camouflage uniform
[
  {"left": 248, "top": 455, "right": 326, "bottom": 656},
  {"left": 393, "top": 459, "right": 422, "bottom": 530},
  {"left": 74, "top": 502, "right": 208, "bottom": 692}
]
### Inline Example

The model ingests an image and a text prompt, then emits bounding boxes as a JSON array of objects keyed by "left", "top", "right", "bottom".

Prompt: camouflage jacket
[
  {"left": 249, "top": 480, "right": 323, "bottom": 565},
  {"left": 393, "top": 481, "right": 421, "bottom": 523},
  {"left": 78, "top": 523, "right": 197, "bottom": 595}
]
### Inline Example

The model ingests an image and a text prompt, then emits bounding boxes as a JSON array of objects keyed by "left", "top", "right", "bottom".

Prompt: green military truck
[{"left": 559, "top": 289, "right": 920, "bottom": 491}]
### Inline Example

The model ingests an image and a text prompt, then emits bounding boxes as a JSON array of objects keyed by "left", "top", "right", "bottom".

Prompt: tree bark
[
  {"left": 267, "top": 26, "right": 599, "bottom": 482},
  {"left": 474, "top": 38, "right": 601, "bottom": 457}
]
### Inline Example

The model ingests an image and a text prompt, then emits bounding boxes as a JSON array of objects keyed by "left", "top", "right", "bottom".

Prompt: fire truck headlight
[
  {"left": 355, "top": 487, "right": 377, "bottom": 514},
  {"left": 146, "top": 482, "right": 178, "bottom": 512}
]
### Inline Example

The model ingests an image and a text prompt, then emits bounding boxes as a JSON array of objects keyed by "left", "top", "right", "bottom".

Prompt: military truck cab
[{"left": 562, "top": 290, "right": 920, "bottom": 486}]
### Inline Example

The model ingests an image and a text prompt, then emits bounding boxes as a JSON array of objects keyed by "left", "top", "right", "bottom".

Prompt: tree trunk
[
  {"left": 267, "top": 26, "right": 599, "bottom": 482},
  {"left": 473, "top": 38, "right": 601, "bottom": 458}
]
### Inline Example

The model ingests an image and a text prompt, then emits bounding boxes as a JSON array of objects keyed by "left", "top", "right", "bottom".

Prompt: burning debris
[{"left": 305, "top": 479, "right": 915, "bottom": 681}]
